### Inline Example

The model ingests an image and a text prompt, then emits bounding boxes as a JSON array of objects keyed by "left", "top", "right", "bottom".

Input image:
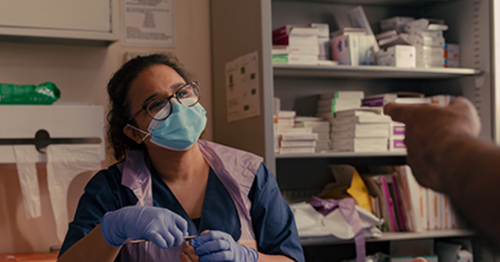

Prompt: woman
[{"left": 57, "top": 53, "right": 304, "bottom": 262}]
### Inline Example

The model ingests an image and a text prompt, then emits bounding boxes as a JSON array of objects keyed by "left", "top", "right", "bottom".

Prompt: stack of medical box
[
  {"left": 276, "top": 110, "right": 318, "bottom": 154},
  {"left": 294, "top": 116, "right": 330, "bottom": 152},
  {"left": 272, "top": 25, "right": 320, "bottom": 65},
  {"left": 316, "top": 91, "right": 364, "bottom": 119},
  {"left": 311, "top": 23, "right": 330, "bottom": 61},
  {"left": 380, "top": 17, "right": 415, "bottom": 34},
  {"left": 404, "top": 19, "right": 448, "bottom": 68},
  {"left": 330, "top": 108, "right": 391, "bottom": 152},
  {"left": 389, "top": 122, "right": 406, "bottom": 152},
  {"left": 445, "top": 44, "right": 460, "bottom": 68},
  {"left": 331, "top": 28, "right": 376, "bottom": 66}
]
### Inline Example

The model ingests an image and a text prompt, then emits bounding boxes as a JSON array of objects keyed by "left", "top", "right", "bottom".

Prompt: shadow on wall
[{"left": 0, "top": 163, "right": 97, "bottom": 253}]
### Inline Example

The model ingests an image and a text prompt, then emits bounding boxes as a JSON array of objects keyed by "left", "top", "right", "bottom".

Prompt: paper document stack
[
  {"left": 294, "top": 116, "right": 330, "bottom": 152},
  {"left": 316, "top": 91, "right": 364, "bottom": 119},
  {"left": 276, "top": 111, "right": 318, "bottom": 154},
  {"left": 272, "top": 25, "right": 320, "bottom": 65},
  {"left": 329, "top": 108, "right": 391, "bottom": 152}
]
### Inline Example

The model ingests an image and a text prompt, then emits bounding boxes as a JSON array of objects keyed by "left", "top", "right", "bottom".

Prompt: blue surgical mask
[{"left": 128, "top": 102, "right": 207, "bottom": 151}]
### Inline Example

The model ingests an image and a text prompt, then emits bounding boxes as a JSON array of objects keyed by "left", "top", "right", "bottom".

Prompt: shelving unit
[
  {"left": 275, "top": 151, "right": 406, "bottom": 159},
  {"left": 273, "top": 64, "right": 480, "bottom": 79},
  {"left": 211, "top": 0, "right": 496, "bottom": 260},
  {"left": 301, "top": 229, "right": 475, "bottom": 246}
]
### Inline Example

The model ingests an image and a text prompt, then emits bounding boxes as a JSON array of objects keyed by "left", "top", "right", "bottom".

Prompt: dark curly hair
[{"left": 107, "top": 53, "right": 194, "bottom": 161}]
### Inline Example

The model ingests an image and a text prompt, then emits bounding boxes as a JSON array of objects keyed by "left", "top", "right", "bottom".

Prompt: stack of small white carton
[
  {"left": 316, "top": 91, "right": 364, "bottom": 119},
  {"left": 311, "top": 23, "right": 330, "bottom": 61},
  {"left": 331, "top": 28, "right": 377, "bottom": 66},
  {"left": 272, "top": 25, "right": 320, "bottom": 65},
  {"left": 294, "top": 116, "right": 330, "bottom": 152},
  {"left": 404, "top": 18, "right": 448, "bottom": 68},
  {"left": 331, "top": 4, "right": 380, "bottom": 66},
  {"left": 330, "top": 108, "right": 392, "bottom": 152},
  {"left": 276, "top": 110, "right": 318, "bottom": 154}
]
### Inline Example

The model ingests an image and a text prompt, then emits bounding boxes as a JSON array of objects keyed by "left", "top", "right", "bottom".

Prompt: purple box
[{"left": 392, "top": 125, "right": 405, "bottom": 136}]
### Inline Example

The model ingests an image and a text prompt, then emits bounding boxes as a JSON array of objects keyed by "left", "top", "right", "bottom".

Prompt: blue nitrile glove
[
  {"left": 100, "top": 206, "right": 189, "bottom": 248},
  {"left": 190, "top": 230, "right": 259, "bottom": 262}
]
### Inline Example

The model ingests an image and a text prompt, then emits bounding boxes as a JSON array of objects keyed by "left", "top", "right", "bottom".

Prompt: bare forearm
[
  {"left": 57, "top": 224, "right": 121, "bottom": 262},
  {"left": 435, "top": 133, "right": 500, "bottom": 247}
]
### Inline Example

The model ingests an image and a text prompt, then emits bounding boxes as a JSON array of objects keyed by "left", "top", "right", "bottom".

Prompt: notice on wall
[
  {"left": 225, "top": 51, "right": 261, "bottom": 122},
  {"left": 122, "top": 0, "right": 175, "bottom": 47}
]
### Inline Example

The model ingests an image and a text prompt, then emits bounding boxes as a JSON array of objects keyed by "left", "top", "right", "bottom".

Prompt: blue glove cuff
[
  {"left": 241, "top": 245, "right": 259, "bottom": 262},
  {"left": 100, "top": 211, "right": 126, "bottom": 248}
]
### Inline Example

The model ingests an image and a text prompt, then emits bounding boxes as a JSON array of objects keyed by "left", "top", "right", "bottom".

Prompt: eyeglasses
[{"left": 128, "top": 82, "right": 200, "bottom": 122}]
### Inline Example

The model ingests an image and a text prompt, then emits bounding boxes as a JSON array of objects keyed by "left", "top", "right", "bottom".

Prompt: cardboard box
[
  {"left": 381, "top": 17, "right": 415, "bottom": 33},
  {"left": 311, "top": 23, "right": 330, "bottom": 60},
  {"left": 377, "top": 45, "right": 416, "bottom": 68},
  {"left": 445, "top": 43, "right": 460, "bottom": 59}
]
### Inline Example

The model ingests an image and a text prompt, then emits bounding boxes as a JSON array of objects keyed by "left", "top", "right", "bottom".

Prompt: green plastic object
[{"left": 0, "top": 82, "right": 61, "bottom": 105}]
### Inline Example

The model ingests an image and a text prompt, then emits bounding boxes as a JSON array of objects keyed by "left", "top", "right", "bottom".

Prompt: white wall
[{"left": 0, "top": 0, "right": 212, "bottom": 253}]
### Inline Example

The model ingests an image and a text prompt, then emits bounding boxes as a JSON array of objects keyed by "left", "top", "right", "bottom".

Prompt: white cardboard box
[
  {"left": 381, "top": 17, "right": 415, "bottom": 33},
  {"left": 377, "top": 45, "right": 416, "bottom": 68}
]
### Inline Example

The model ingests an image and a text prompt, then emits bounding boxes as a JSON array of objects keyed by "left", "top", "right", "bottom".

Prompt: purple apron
[
  {"left": 117, "top": 140, "right": 263, "bottom": 262},
  {"left": 309, "top": 196, "right": 366, "bottom": 262}
]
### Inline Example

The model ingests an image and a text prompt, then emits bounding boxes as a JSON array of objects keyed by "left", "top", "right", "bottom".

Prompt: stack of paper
[
  {"left": 272, "top": 25, "right": 320, "bottom": 65},
  {"left": 329, "top": 108, "right": 391, "bottom": 152},
  {"left": 294, "top": 116, "right": 330, "bottom": 152}
]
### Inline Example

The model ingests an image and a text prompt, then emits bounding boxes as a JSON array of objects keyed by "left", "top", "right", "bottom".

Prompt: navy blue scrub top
[{"left": 59, "top": 161, "right": 305, "bottom": 262}]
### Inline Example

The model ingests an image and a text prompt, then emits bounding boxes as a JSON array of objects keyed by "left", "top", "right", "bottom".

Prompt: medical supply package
[{"left": 0, "top": 82, "right": 61, "bottom": 105}]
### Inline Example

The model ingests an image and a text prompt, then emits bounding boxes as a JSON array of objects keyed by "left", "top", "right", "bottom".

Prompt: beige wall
[{"left": 0, "top": 0, "right": 212, "bottom": 253}]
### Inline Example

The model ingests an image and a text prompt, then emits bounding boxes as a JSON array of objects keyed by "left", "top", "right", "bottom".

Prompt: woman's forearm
[{"left": 57, "top": 224, "right": 121, "bottom": 262}]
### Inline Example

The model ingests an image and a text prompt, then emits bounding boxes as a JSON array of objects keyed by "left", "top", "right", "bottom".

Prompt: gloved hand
[
  {"left": 100, "top": 206, "right": 189, "bottom": 248},
  {"left": 190, "top": 230, "right": 259, "bottom": 262}
]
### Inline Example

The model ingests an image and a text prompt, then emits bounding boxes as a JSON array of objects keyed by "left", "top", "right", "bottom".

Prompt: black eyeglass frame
[{"left": 127, "top": 81, "right": 200, "bottom": 123}]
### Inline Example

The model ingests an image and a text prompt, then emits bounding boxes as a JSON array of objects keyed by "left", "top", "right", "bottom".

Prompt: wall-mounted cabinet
[{"left": 0, "top": 0, "right": 119, "bottom": 46}]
